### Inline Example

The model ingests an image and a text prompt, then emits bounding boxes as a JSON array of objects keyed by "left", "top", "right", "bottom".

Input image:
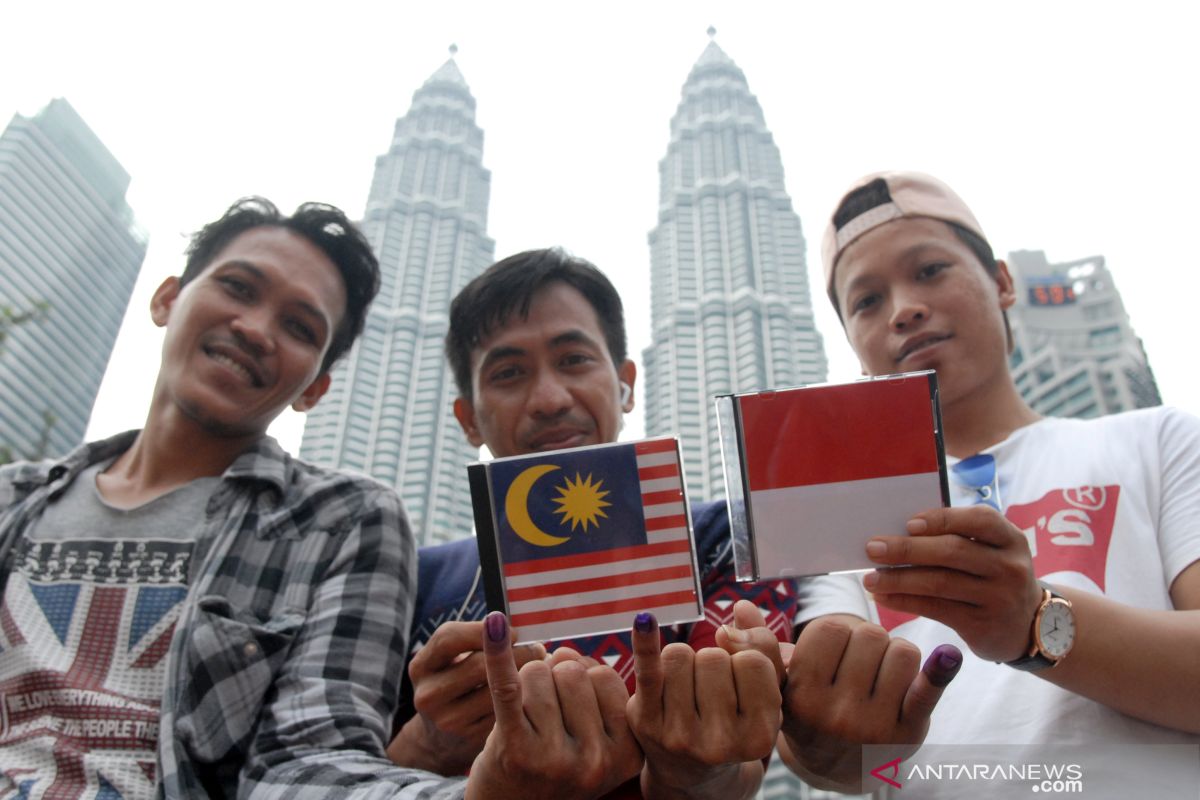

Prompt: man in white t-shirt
[{"left": 807, "top": 171, "right": 1200, "bottom": 794}]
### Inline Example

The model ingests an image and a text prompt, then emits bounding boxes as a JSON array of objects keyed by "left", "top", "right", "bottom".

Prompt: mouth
[
  {"left": 204, "top": 344, "right": 264, "bottom": 387},
  {"left": 526, "top": 427, "right": 592, "bottom": 451},
  {"left": 896, "top": 333, "right": 952, "bottom": 364}
]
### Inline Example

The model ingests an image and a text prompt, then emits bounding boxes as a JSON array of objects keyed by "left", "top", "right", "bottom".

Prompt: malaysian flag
[
  {"left": 470, "top": 437, "right": 702, "bottom": 644},
  {"left": 717, "top": 371, "right": 949, "bottom": 580}
]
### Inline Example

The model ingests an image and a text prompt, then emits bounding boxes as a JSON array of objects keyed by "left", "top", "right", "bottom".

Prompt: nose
[
  {"left": 889, "top": 291, "right": 930, "bottom": 332},
  {"left": 526, "top": 369, "right": 573, "bottom": 419},
  {"left": 229, "top": 308, "right": 275, "bottom": 356}
]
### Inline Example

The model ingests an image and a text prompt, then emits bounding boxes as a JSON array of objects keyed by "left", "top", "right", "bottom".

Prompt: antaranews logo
[
  {"left": 870, "top": 756, "right": 1084, "bottom": 794},
  {"left": 870, "top": 757, "right": 904, "bottom": 789}
]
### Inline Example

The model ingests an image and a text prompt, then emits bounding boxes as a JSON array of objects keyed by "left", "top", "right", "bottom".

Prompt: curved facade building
[{"left": 0, "top": 99, "right": 146, "bottom": 461}]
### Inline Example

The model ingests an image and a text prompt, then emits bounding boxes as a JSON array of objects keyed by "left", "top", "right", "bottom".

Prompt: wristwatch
[{"left": 1006, "top": 581, "right": 1076, "bottom": 671}]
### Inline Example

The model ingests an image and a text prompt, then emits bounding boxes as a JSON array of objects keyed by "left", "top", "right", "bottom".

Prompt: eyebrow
[
  {"left": 475, "top": 329, "right": 605, "bottom": 373},
  {"left": 219, "top": 260, "right": 330, "bottom": 330},
  {"left": 548, "top": 329, "right": 603, "bottom": 350}
]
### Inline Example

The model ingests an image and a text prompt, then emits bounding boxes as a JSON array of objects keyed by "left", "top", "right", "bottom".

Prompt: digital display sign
[{"left": 1028, "top": 283, "right": 1077, "bottom": 306}]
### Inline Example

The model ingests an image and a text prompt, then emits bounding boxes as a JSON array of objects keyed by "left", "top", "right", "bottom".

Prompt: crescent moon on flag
[{"left": 505, "top": 464, "right": 570, "bottom": 547}]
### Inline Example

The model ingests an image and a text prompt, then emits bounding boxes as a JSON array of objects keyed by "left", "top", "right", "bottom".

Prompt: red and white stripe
[
  {"left": 740, "top": 377, "right": 943, "bottom": 577},
  {"left": 506, "top": 438, "right": 701, "bottom": 644}
]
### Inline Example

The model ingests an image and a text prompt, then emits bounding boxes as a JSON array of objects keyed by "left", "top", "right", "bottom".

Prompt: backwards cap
[{"left": 821, "top": 171, "right": 988, "bottom": 304}]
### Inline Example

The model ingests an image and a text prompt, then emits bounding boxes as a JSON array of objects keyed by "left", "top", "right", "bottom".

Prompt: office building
[
  {"left": 643, "top": 32, "right": 828, "bottom": 502},
  {"left": 1007, "top": 250, "right": 1159, "bottom": 418},
  {"left": 300, "top": 51, "right": 495, "bottom": 545},
  {"left": 0, "top": 98, "right": 146, "bottom": 461}
]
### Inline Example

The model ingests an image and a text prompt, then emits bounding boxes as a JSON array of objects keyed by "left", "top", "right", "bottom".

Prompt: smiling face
[
  {"left": 834, "top": 216, "right": 1016, "bottom": 410},
  {"left": 151, "top": 225, "right": 347, "bottom": 440},
  {"left": 453, "top": 282, "right": 636, "bottom": 458}
]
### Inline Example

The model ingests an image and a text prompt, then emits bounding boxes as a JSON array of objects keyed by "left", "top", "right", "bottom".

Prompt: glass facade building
[
  {"left": 0, "top": 98, "right": 146, "bottom": 461},
  {"left": 300, "top": 56, "right": 495, "bottom": 546},
  {"left": 643, "top": 38, "right": 828, "bottom": 502}
]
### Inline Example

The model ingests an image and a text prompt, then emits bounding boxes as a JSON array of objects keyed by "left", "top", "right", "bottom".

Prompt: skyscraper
[
  {"left": 0, "top": 98, "right": 146, "bottom": 461},
  {"left": 643, "top": 32, "right": 828, "bottom": 502},
  {"left": 1007, "top": 249, "right": 1160, "bottom": 418},
  {"left": 300, "top": 51, "right": 495, "bottom": 546}
]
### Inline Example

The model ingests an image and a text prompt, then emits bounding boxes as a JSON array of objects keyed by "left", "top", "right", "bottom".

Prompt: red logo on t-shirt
[{"left": 877, "top": 486, "right": 1119, "bottom": 631}]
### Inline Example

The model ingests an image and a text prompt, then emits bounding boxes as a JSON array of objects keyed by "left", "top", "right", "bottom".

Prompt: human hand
[
  {"left": 465, "top": 612, "right": 642, "bottom": 800},
  {"left": 778, "top": 615, "right": 961, "bottom": 791},
  {"left": 386, "top": 620, "right": 544, "bottom": 775},
  {"left": 863, "top": 505, "right": 1044, "bottom": 662},
  {"left": 628, "top": 612, "right": 781, "bottom": 799}
]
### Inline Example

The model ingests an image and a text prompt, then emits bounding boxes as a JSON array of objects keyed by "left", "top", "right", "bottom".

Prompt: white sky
[{"left": 3, "top": 0, "right": 1197, "bottom": 452}]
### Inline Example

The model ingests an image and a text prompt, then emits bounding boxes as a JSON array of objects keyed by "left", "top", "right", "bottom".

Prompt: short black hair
[
  {"left": 181, "top": 197, "right": 380, "bottom": 373},
  {"left": 446, "top": 248, "right": 627, "bottom": 400}
]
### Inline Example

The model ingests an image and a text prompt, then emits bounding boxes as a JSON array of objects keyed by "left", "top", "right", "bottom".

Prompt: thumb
[
  {"left": 731, "top": 598, "right": 768, "bottom": 630},
  {"left": 714, "top": 599, "right": 786, "bottom": 684},
  {"left": 482, "top": 611, "right": 525, "bottom": 731},
  {"left": 901, "top": 644, "right": 963, "bottom": 725}
]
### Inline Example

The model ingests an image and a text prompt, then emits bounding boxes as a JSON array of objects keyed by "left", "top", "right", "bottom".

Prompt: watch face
[{"left": 1037, "top": 600, "right": 1075, "bottom": 659}]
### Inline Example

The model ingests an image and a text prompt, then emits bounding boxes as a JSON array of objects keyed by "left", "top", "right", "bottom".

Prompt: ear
[
  {"left": 618, "top": 359, "right": 637, "bottom": 413},
  {"left": 150, "top": 277, "right": 182, "bottom": 328},
  {"left": 292, "top": 372, "right": 331, "bottom": 413},
  {"left": 453, "top": 396, "right": 484, "bottom": 448},
  {"left": 994, "top": 259, "right": 1017, "bottom": 311}
]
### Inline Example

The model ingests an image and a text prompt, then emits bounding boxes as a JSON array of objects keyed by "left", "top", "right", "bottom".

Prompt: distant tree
[
  {"left": 0, "top": 301, "right": 50, "bottom": 351},
  {"left": 0, "top": 301, "right": 54, "bottom": 465}
]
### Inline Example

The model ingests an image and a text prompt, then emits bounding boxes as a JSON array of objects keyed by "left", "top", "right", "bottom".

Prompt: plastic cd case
[{"left": 715, "top": 371, "right": 949, "bottom": 581}]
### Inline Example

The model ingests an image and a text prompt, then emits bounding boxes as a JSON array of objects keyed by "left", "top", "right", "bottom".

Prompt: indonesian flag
[
  {"left": 470, "top": 438, "right": 703, "bottom": 644},
  {"left": 727, "top": 372, "right": 948, "bottom": 579}
]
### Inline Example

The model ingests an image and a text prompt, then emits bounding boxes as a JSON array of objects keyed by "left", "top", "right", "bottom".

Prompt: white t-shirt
[{"left": 797, "top": 407, "right": 1200, "bottom": 792}]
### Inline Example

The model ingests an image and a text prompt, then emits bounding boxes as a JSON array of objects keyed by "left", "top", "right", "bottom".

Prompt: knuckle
[
  {"left": 889, "top": 637, "right": 921, "bottom": 662},
  {"left": 661, "top": 643, "right": 694, "bottom": 670},
  {"left": 852, "top": 623, "right": 890, "bottom": 648},
  {"left": 694, "top": 647, "right": 730, "bottom": 668},
  {"left": 926, "top": 569, "right": 952, "bottom": 598},
  {"left": 807, "top": 616, "right": 852, "bottom": 643},
  {"left": 489, "top": 678, "right": 521, "bottom": 707}
]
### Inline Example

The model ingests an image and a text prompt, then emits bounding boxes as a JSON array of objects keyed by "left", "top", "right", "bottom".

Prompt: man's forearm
[{"left": 1040, "top": 586, "right": 1200, "bottom": 733}]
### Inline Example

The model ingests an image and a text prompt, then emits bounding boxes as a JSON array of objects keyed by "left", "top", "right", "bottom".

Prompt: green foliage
[{"left": 0, "top": 301, "right": 55, "bottom": 464}]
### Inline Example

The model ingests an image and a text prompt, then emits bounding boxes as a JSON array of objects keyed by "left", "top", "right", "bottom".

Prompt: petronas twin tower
[{"left": 301, "top": 37, "right": 828, "bottom": 545}]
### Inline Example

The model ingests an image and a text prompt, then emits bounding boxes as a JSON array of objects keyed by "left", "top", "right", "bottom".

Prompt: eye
[
  {"left": 917, "top": 261, "right": 950, "bottom": 280},
  {"left": 560, "top": 352, "right": 595, "bottom": 368},
  {"left": 219, "top": 276, "right": 254, "bottom": 299},
  {"left": 487, "top": 364, "right": 523, "bottom": 384},
  {"left": 850, "top": 292, "right": 881, "bottom": 315},
  {"left": 285, "top": 318, "right": 318, "bottom": 345}
]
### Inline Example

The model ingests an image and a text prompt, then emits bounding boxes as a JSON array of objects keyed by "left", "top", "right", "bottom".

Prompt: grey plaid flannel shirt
[{"left": 0, "top": 431, "right": 468, "bottom": 799}]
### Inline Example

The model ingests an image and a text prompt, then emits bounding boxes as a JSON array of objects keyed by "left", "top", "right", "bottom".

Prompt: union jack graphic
[{"left": 0, "top": 539, "right": 191, "bottom": 799}]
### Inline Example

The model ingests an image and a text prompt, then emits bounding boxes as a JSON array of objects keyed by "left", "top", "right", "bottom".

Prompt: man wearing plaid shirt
[{"left": 0, "top": 198, "right": 476, "bottom": 797}]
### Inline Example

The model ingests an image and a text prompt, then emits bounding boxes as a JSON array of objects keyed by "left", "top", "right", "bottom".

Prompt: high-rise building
[
  {"left": 0, "top": 98, "right": 146, "bottom": 461},
  {"left": 643, "top": 32, "right": 827, "bottom": 502},
  {"left": 300, "top": 51, "right": 495, "bottom": 546},
  {"left": 1007, "top": 250, "right": 1160, "bottom": 418}
]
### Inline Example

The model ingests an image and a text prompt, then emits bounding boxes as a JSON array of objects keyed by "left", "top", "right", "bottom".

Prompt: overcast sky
[{"left": 3, "top": 0, "right": 1197, "bottom": 451}]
